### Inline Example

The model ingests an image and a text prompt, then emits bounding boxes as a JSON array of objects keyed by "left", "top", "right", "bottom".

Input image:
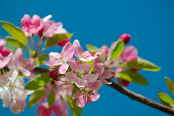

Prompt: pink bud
[
  {"left": 118, "top": 78, "right": 130, "bottom": 87},
  {"left": 49, "top": 70, "right": 59, "bottom": 80},
  {"left": 37, "top": 104, "right": 52, "bottom": 116},
  {"left": 119, "top": 33, "right": 131, "bottom": 45},
  {"left": 57, "top": 38, "right": 70, "bottom": 47}
]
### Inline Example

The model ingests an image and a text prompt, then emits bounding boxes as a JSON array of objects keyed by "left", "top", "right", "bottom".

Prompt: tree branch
[
  {"left": 106, "top": 79, "right": 174, "bottom": 115},
  {"left": 32, "top": 67, "right": 174, "bottom": 115}
]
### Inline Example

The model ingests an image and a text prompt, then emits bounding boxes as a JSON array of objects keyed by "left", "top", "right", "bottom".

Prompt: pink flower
[
  {"left": 120, "top": 45, "right": 138, "bottom": 62},
  {"left": 37, "top": 102, "right": 68, "bottom": 116},
  {"left": 73, "top": 80, "right": 103, "bottom": 107},
  {"left": 45, "top": 42, "right": 74, "bottom": 74},
  {"left": 0, "top": 39, "right": 12, "bottom": 57},
  {"left": 73, "top": 40, "right": 97, "bottom": 61},
  {"left": 94, "top": 56, "right": 112, "bottom": 84},
  {"left": 66, "top": 58, "right": 98, "bottom": 87},
  {"left": 10, "top": 99, "right": 26, "bottom": 114},
  {"left": 21, "top": 14, "right": 42, "bottom": 36},
  {"left": 0, "top": 53, "right": 11, "bottom": 69},
  {"left": 12, "top": 48, "right": 36, "bottom": 79},
  {"left": 119, "top": 33, "right": 131, "bottom": 45}
]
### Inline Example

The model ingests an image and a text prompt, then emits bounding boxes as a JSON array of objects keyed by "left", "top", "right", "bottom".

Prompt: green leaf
[
  {"left": 35, "top": 54, "right": 49, "bottom": 66},
  {"left": 45, "top": 34, "right": 73, "bottom": 48},
  {"left": 165, "top": 77, "right": 174, "bottom": 96},
  {"left": 1, "top": 21, "right": 27, "bottom": 45},
  {"left": 86, "top": 44, "right": 100, "bottom": 52},
  {"left": 67, "top": 96, "right": 82, "bottom": 116},
  {"left": 48, "top": 90, "right": 55, "bottom": 106},
  {"left": 25, "top": 73, "right": 51, "bottom": 90},
  {"left": 118, "top": 70, "right": 149, "bottom": 86},
  {"left": 120, "top": 58, "right": 161, "bottom": 71},
  {"left": 110, "top": 40, "right": 124, "bottom": 61},
  {"left": 29, "top": 50, "right": 35, "bottom": 56},
  {"left": 6, "top": 36, "right": 26, "bottom": 49},
  {"left": 66, "top": 85, "right": 82, "bottom": 116},
  {"left": 158, "top": 92, "right": 174, "bottom": 108},
  {"left": 28, "top": 90, "right": 46, "bottom": 108}
]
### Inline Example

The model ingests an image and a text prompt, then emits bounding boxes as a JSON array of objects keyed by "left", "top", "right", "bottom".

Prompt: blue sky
[{"left": 0, "top": 0, "right": 174, "bottom": 115}]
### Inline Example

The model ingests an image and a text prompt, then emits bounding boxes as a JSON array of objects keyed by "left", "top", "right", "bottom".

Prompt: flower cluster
[{"left": 0, "top": 14, "right": 159, "bottom": 116}]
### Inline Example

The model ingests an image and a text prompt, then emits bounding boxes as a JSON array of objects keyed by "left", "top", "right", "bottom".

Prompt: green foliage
[
  {"left": 1, "top": 21, "right": 27, "bottom": 45},
  {"left": 6, "top": 36, "right": 26, "bottom": 49},
  {"left": 29, "top": 50, "right": 35, "bottom": 56},
  {"left": 45, "top": 34, "right": 73, "bottom": 47},
  {"left": 165, "top": 77, "right": 174, "bottom": 96},
  {"left": 27, "top": 90, "right": 46, "bottom": 108},
  {"left": 110, "top": 40, "right": 124, "bottom": 61},
  {"left": 67, "top": 86, "right": 82, "bottom": 116},
  {"left": 118, "top": 70, "right": 149, "bottom": 86},
  {"left": 25, "top": 73, "right": 51, "bottom": 90},
  {"left": 48, "top": 90, "right": 55, "bottom": 106},
  {"left": 86, "top": 44, "right": 100, "bottom": 52},
  {"left": 120, "top": 58, "right": 160, "bottom": 71},
  {"left": 35, "top": 54, "right": 49, "bottom": 66},
  {"left": 158, "top": 92, "right": 174, "bottom": 108}
]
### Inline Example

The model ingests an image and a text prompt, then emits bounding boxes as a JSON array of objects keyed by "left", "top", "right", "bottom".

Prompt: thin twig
[{"left": 32, "top": 67, "right": 174, "bottom": 115}]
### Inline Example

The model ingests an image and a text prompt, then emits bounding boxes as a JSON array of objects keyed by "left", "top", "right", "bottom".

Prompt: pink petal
[
  {"left": 10, "top": 99, "right": 26, "bottom": 114},
  {"left": 73, "top": 40, "right": 83, "bottom": 58},
  {"left": 80, "top": 51, "right": 96, "bottom": 61},
  {"left": 15, "top": 77, "right": 25, "bottom": 89},
  {"left": 72, "top": 90, "right": 83, "bottom": 99},
  {"left": 76, "top": 95, "right": 87, "bottom": 107},
  {"left": 68, "top": 58, "right": 80, "bottom": 72},
  {"left": 49, "top": 52, "right": 61, "bottom": 61},
  {"left": 0, "top": 39, "right": 6, "bottom": 48},
  {"left": 37, "top": 104, "right": 52, "bottom": 116},
  {"left": 45, "top": 61, "right": 60, "bottom": 67},
  {"left": 12, "top": 88, "right": 27, "bottom": 100},
  {"left": 0, "top": 55, "right": 11, "bottom": 69},
  {"left": 75, "top": 78, "right": 85, "bottom": 88},
  {"left": 94, "top": 58, "right": 104, "bottom": 75},
  {"left": 58, "top": 63, "right": 69, "bottom": 74},
  {"left": 21, "top": 14, "right": 31, "bottom": 27},
  {"left": 90, "top": 91, "right": 100, "bottom": 101},
  {"left": 84, "top": 73, "right": 98, "bottom": 83},
  {"left": 66, "top": 72, "right": 77, "bottom": 82},
  {"left": 53, "top": 102, "right": 68, "bottom": 116},
  {"left": 14, "top": 48, "right": 23, "bottom": 65},
  {"left": 0, "top": 76, "right": 8, "bottom": 87},
  {"left": 2, "top": 90, "right": 11, "bottom": 107},
  {"left": 31, "top": 15, "right": 41, "bottom": 27},
  {"left": 25, "top": 72, "right": 36, "bottom": 79},
  {"left": 19, "top": 66, "right": 30, "bottom": 77},
  {"left": 79, "top": 63, "right": 91, "bottom": 73},
  {"left": 22, "top": 58, "right": 36, "bottom": 71},
  {"left": 58, "top": 38, "right": 70, "bottom": 47},
  {"left": 8, "top": 67, "right": 18, "bottom": 82},
  {"left": 88, "top": 80, "right": 103, "bottom": 91},
  {"left": 62, "top": 42, "right": 74, "bottom": 61}
]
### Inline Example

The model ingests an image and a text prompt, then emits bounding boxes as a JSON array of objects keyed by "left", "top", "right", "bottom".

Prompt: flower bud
[
  {"left": 57, "top": 38, "right": 70, "bottom": 47},
  {"left": 49, "top": 70, "right": 58, "bottom": 80},
  {"left": 119, "top": 33, "right": 131, "bottom": 45},
  {"left": 117, "top": 78, "right": 130, "bottom": 87}
]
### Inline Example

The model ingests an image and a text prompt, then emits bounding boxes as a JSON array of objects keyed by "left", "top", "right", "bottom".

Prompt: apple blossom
[{"left": 45, "top": 42, "right": 74, "bottom": 74}]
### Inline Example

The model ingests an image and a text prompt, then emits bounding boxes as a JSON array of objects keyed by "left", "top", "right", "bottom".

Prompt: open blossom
[
  {"left": 0, "top": 39, "right": 11, "bottom": 57},
  {"left": 0, "top": 75, "right": 27, "bottom": 114},
  {"left": 73, "top": 80, "right": 103, "bottom": 107},
  {"left": 66, "top": 58, "right": 98, "bottom": 87},
  {"left": 45, "top": 42, "right": 74, "bottom": 74},
  {"left": 21, "top": 14, "right": 43, "bottom": 36},
  {"left": 12, "top": 48, "right": 36, "bottom": 79},
  {"left": 41, "top": 15, "right": 70, "bottom": 46},
  {"left": 37, "top": 102, "right": 68, "bottom": 116},
  {"left": 73, "top": 40, "right": 97, "bottom": 61}
]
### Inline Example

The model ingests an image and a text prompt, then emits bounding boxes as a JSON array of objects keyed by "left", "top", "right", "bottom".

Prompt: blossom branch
[
  {"left": 106, "top": 79, "right": 174, "bottom": 115},
  {"left": 32, "top": 67, "right": 174, "bottom": 115}
]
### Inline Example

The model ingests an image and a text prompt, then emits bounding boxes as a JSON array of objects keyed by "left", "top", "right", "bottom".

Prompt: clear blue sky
[{"left": 0, "top": 0, "right": 174, "bottom": 116}]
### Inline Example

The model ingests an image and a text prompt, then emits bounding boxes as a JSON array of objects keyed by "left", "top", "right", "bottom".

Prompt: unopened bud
[
  {"left": 119, "top": 33, "right": 131, "bottom": 45},
  {"left": 49, "top": 70, "right": 58, "bottom": 80}
]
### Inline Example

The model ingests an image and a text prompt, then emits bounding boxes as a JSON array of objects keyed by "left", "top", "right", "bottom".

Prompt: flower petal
[
  {"left": 84, "top": 73, "right": 98, "bottom": 83},
  {"left": 14, "top": 48, "right": 23, "bottom": 64},
  {"left": 19, "top": 66, "right": 30, "bottom": 77},
  {"left": 62, "top": 42, "right": 74, "bottom": 61},
  {"left": 0, "top": 54, "right": 11, "bottom": 69},
  {"left": 2, "top": 90, "right": 11, "bottom": 107},
  {"left": 79, "top": 63, "right": 91, "bottom": 73},
  {"left": 8, "top": 67, "right": 18, "bottom": 82},
  {"left": 45, "top": 61, "right": 60, "bottom": 67},
  {"left": 90, "top": 91, "right": 100, "bottom": 101},
  {"left": 58, "top": 63, "right": 69, "bottom": 74},
  {"left": 68, "top": 58, "right": 80, "bottom": 72},
  {"left": 88, "top": 80, "right": 103, "bottom": 91},
  {"left": 36, "top": 104, "right": 52, "bottom": 116},
  {"left": 0, "top": 76, "right": 8, "bottom": 87},
  {"left": 66, "top": 72, "right": 77, "bottom": 82},
  {"left": 76, "top": 95, "right": 87, "bottom": 108},
  {"left": 10, "top": 99, "right": 26, "bottom": 114},
  {"left": 22, "top": 58, "right": 36, "bottom": 70},
  {"left": 72, "top": 90, "right": 83, "bottom": 99},
  {"left": 75, "top": 78, "right": 85, "bottom": 88},
  {"left": 73, "top": 40, "right": 83, "bottom": 58},
  {"left": 15, "top": 77, "right": 25, "bottom": 89}
]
